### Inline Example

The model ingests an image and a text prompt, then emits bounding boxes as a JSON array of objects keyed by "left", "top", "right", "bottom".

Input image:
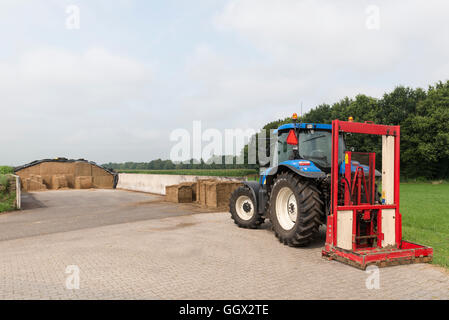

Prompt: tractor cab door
[{"left": 276, "top": 130, "right": 295, "bottom": 164}]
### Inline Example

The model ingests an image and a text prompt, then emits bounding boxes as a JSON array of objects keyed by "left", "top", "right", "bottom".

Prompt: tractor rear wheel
[
  {"left": 269, "top": 172, "right": 324, "bottom": 246},
  {"left": 229, "top": 186, "right": 265, "bottom": 228}
]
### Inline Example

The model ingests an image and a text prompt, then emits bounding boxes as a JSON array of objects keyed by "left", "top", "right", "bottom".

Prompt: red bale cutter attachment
[{"left": 322, "top": 120, "right": 433, "bottom": 269}]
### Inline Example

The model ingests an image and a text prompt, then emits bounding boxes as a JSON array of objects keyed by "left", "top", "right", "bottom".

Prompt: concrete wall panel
[{"left": 117, "top": 173, "right": 244, "bottom": 195}]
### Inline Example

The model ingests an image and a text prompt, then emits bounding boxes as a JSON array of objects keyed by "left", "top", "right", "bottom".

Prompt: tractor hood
[
  {"left": 260, "top": 159, "right": 326, "bottom": 185},
  {"left": 282, "top": 159, "right": 322, "bottom": 174},
  {"left": 259, "top": 159, "right": 380, "bottom": 186},
  {"left": 339, "top": 160, "right": 382, "bottom": 177},
  {"left": 283, "top": 159, "right": 381, "bottom": 177}
]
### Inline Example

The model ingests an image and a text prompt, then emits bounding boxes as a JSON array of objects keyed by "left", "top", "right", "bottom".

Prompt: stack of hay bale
[
  {"left": 14, "top": 159, "right": 116, "bottom": 192},
  {"left": 165, "top": 179, "right": 242, "bottom": 209},
  {"left": 22, "top": 174, "right": 47, "bottom": 191},
  {"left": 166, "top": 182, "right": 197, "bottom": 203}
]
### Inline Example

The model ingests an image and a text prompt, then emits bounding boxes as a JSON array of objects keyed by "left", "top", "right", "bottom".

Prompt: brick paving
[{"left": 0, "top": 191, "right": 448, "bottom": 299}]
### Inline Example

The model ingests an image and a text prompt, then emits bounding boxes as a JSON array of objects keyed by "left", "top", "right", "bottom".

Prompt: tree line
[
  {"left": 103, "top": 156, "right": 255, "bottom": 171},
  {"left": 105, "top": 81, "right": 449, "bottom": 180},
  {"left": 298, "top": 81, "right": 449, "bottom": 180}
]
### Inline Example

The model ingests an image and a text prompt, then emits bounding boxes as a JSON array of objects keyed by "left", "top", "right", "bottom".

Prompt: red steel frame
[
  {"left": 344, "top": 151, "right": 377, "bottom": 250},
  {"left": 322, "top": 120, "right": 433, "bottom": 269}
]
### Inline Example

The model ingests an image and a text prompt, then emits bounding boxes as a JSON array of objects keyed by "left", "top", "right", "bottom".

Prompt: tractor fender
[
  {"left": 278, "top": 164, "right": 326, "bottom": 179},
  {"left": 242, "top": 181, "right": 261, "bottom": 213},
  {"left": 262, "top": 163, "right": 326, "bottom": 187}
]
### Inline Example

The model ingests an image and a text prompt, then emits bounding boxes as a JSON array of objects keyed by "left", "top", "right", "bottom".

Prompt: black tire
[
  {"left": 229, "top": 186, "right": 265, "bottom": 229},
  {"left": 269, "top": 172, "right": 324, "bottom": 247}
]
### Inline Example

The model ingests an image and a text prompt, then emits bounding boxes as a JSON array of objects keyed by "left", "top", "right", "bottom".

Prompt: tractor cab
[{"left": 274, "top": 122, "right": 346, "bottom": 173}]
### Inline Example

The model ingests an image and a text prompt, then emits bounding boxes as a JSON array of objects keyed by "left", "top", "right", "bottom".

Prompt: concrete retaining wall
[{"left": 117, "top": 173, "right": 246, "bottom": 195}]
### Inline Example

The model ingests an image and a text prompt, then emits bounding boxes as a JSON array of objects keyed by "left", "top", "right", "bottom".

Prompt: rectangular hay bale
[
  {"left": 51, "top": 175, "right": 68, "bottom": 190},
  {"left": 92, "top": 175, "right": 114, "bottom": 189},
  {"left": 23, "top": 176, "right": 47, "bottom": 191},
  {"left": 178, "top": 182, "right": 197, "bottom": 202},
  {"left": 165, "top": 184, "right": 193, "bottom": 203},
  {"left": 75, "top": 176, "right": 93, "bottom": 189},
  {"left": 74, "top": 162, "right": 92, "bottom": 177},
  {"left": 166, "top": 185, "right": 178, "bottom": 202},
  {"left": 197, "top": 179, "right": 215, "bottom": 205},
  {"left": 202, "top": 181, "right": 242, "bottom": 209}
]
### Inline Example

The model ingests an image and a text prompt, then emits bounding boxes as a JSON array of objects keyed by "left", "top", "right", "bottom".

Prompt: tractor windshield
[{"left": 298, "top": 131, "right": 333, "bottom": 167}]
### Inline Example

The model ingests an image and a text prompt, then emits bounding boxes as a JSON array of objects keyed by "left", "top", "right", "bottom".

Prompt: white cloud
[
  {"left": 215, "top": 1, "right": 398, "bottom": 71},
  {"left": 181, "top": 44, "right": 308, "bottom": 128},
  {"left": 0, "top": 47, "right": 155, "bottom": 164},
  {"left": 176, "top": 0, "right": 449, "bottom": 132},
  {"left": 0, "top": 47, "right": 151, "bottom": 114},
  {"left": 215, "top": 0, "right": 449, "bottom": 72}
]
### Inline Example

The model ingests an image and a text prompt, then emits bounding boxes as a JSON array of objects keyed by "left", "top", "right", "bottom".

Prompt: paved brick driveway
[{"left": 0, "top": 190, "right": 448, "bottom": 299}]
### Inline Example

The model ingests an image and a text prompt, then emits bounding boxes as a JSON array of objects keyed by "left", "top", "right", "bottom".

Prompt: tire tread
[
  {"left": 270, "top": 172, "right": 324, "bottom": 247},
  {"left": 229, "top": 186, "right": 265, "bottom": 229}
]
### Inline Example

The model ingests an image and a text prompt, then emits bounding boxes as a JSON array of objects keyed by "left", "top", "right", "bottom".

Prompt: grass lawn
[
  {"left": 117, "top": 169, "right": 258, "bottom": 177},
  {"left": 401, "top": 183, "right": 449, "bottom": 268}
]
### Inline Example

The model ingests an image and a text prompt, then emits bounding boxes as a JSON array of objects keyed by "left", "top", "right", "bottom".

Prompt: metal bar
[
  {"left": 356, "top": 235, "right": 378, "bottom": 240},
  {"left": 352, "top": 209, "right": 357, "bottom": 250},
  {"left": 351, "top": 167, "right": 359, "bottom": 201},
  {"left": 331, "top": 120, "right": 339, "bottom": 246},
  {"left": 345, "top": 152, "right": 351, "bottom": 205},
  {"left": 377, "top": 209, "right": 383, "bottom": 248},
  {"left": 357, "top": 169, "right": 362, "bottom": 204},
  {"left": 338, "top": 121, "right": 399, "bottom": 136},
  {"left": 338, "top": 204, "right": 396, "bottom": 210},
  {"left": 394, "top": 126, "right": 402, "bottom": 247},
  {"left": 369, "top": 153, "right": 375, "bottom": 205},
  {"left": 361, "top": 168, "right": 370, "bottom": 203}
]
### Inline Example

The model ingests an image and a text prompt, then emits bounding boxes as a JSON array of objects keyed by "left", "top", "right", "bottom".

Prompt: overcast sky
[{"left": 1, "top": 0, "right": 448, "bottom": 166}]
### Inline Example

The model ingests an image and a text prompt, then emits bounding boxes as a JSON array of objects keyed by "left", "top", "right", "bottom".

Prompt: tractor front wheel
[
  {"left": 229, "top": 186, "right": 265, "bottom": 229},
  {"left": 270, "top": 172, "right": 324, "bottom": 246}
]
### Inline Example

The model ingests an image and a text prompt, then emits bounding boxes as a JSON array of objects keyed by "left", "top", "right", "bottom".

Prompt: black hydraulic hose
[{"left": 339, "top": 176, "right": 354, "bottom": 204}]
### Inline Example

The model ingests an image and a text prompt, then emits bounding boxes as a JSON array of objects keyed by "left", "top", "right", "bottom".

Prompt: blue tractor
[{"left": 229, "top": 114, "right": 379, "bottom": 247}]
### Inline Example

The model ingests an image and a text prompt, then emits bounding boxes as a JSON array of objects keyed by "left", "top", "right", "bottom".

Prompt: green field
[
  {"left": 400, "top": 183, "right": 449, "bottom": 268},
  {"left": 117, "top": 169, "right": 258, "bottom": 177}
]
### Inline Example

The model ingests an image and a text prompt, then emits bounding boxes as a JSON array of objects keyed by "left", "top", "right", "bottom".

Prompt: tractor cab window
[
  {"left": 298, "top": 130, "right": 346, "bottom": 168},
  {"left": 298, "top": 131, "right": 332, "bottom": 168},
  {"left": 277, "top": 131, "right": 294, "bottom": 164}
]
